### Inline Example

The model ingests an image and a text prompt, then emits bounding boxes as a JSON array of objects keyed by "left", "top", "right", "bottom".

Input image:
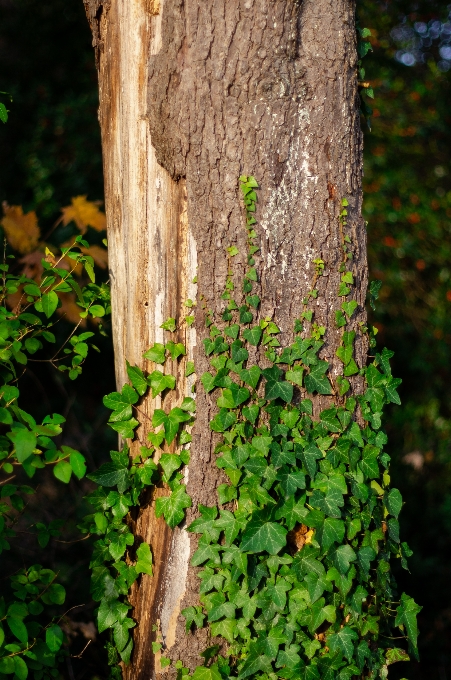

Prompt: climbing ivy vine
[{"left": 90, "top": 169, "right": 419, "bottom": 680}]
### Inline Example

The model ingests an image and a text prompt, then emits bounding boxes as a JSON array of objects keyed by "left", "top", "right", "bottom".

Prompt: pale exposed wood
[{"left": 83, "top": 0, "right": 197, "bottom": 677}]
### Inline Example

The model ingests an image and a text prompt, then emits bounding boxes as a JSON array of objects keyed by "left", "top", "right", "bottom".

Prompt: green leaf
[
  {"left": 109, "top": 418, "right": 139, "bottom": 439},
  {"left": 8, "top": 429, "right": 37, "bottom": 463},
  {"left": 239, "top": 365, "right": 261, "bottom": 389},
  {"left": 88, "top": 461, "right": 129, "bottom": 489},
  {"left": 385, "top": 488, "right": 403, "bottom": 518},
  {"left": 240, "top": 516, "right": 287, "bottom": 554},
  {"left": 166, "top": 341, "right": 186, "bottom": 360},
  {"left": 54, "top": 460, "right": 72, "bottom": 483},
  {"left": 159, "top": 454, "right": 183, "bottom": 480},
  {"left": 7, "top": 616, "right": 28, "bottom": 643},
  {"left": 335, "top": 310, "right": 346, "bottom": 328},
  {"left": 395, "top": 593, "right": 422, "bottom": 659},
  {"left": 0, "top": 102, "right": 8, "bottom": 124},
  {"left": 277, "top": 468, "right": 306, "bottom": 496},
  {"left": 386, "top": 648, "right": 410, "bottom": 665},
  {"left": 136, "top": 542, "right": 153, "bottom": 575},
  {"left": 210, "top": 408, "right": 237, "bottom": 433},
  {"left": 304, "top": 361, "right": 332, "bottom": 395},
  {"left": 286, "top": 366, "right": 304, "bottom": 386},
  {"left": 41, "top": 291, "right": 59, "bottom": 318},
  {"left": 210, "top": 618, "right": 236, "bottom": 643},
  {"left": 186, "top": 360, "right": 196, "bottom": 376},
  {"left": 201, "top": 371, "right": 216, "bottom": 393},
  {"left": 69, "top": 451, "right": 87, "bottom": 479},
  {"left": 13, "top": 657, "right": 28, "bottom": 680},
  {"left": 327, "top": 626, "right": 359, "bottom": 662},
  {"left": 242, "top": 326, "right": 262, "bottom": 346},
  {"left": 0, "top": 658, "right": 15, "bottom": 674},
  {"left": 246, "top": 295, "right": 260, "bottom": 309},
  {"left": 148, "top": 370, "right": 176, "bottom": 398},
  {"left": 332, "top": 544, "right": 357, "bottom": 574},
  {"left": 192, "top": 665, "right": 222, "bottom": 680},
  {"left": 160, "top": 317, "right": 176, "bottom": 332},
  {"left": 126, "top": 362, "right": 148, "bottom": 396},
  {"left": 317, "top": 517, "right": 345, "bottom": 552},
  {"left": 217, "top": 383, "right": 250, "bottom": 408},
  {"left": 143, "top": 343, "right": 166, "bottom": 364},
  {"left": 155, "top": 484, "right": 192, "bottom": 528},
  {"left": 341, "top": 300, "right": 358, "bottom": 318},
  {"left": 46, "top": 624, "right": 64, "bottom": 652}
]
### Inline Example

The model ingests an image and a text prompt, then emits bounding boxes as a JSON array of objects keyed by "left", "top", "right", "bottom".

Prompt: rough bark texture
[{"left": 84, "top": 1, "right": 366, "bottom": 679}]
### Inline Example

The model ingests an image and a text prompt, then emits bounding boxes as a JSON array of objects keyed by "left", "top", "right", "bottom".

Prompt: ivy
[{"left": 85, "top": 173, "right": 420, "bottom": 680}]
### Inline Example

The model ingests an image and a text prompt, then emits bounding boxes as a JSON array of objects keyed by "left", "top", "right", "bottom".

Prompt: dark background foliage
[{"left": 0, "top": 0, "right": 451, "bottom": 678}]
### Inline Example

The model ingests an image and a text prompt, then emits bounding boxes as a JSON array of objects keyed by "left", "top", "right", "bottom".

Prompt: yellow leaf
[
  {"left": 80, "top": 245, "right": 108, "bottom": 269},
  {"left": 1, "top": 203, "right": 40, "bottom": 254},
  {"left": 61, "top": 196, "right": 106, "bottom": 233}
]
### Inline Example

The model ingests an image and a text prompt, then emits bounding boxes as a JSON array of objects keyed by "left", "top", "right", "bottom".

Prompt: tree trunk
[{"left": 84, "top": 1, "right": 365, "bottom": 679}]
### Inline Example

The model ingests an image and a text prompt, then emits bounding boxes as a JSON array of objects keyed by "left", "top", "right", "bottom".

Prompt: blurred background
[{"left": 0, "top": 0, "right": 451, "bottom": 677}]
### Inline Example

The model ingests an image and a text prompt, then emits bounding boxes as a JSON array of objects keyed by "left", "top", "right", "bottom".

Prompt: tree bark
[{"left": 84, "top": 1, "right": 366, "bottom": 679}]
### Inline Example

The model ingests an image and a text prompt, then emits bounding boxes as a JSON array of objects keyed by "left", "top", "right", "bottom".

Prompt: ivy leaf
[
  {"left": 286, "top": 366, "right": 304, "bottom": 386},
  {"left": 341, "top": 300, "right": 358, "bottom": 318},
  {"left": 155, "top": 484, "right": 192, "bottom": 528},
  {"left": 181, "top": 605, "right": 205, "bottom": 633},
  {"left": 210, "top": 619, "right": 236, "bottom": 644},
  {"left": 165, "top": 341, "right": 186, "bottom": 360},
  {"left": 143, "top": 343, "right": 166, "bottom": 364},
  {"left": 277, "top": 467, "right": 306, "bottom": 496},
  {"left": 267, "top": 577, "right": 292, "bottom": 609},
  {"left": 332, "top": 544, "right": 357, "bottom": 574},
  {"left": 192, "top": 665, "right": 222, "bottom": 680},
  {"left": 88, "top": 461, "right": 129, "bottom": 490},
  {"left": 217, "top": 383, "right": 250, "bottom": 408},
  {"left": 275, "top": 495, "right": 308, "bottom": 531},
  {"left": 201, "top": 371, "right": 216, "bottom": 393},
  {"left": 239, "top": 365, "right": 261, "bottom": 389},
  {"left": 191, "top": 537, "right": 222, "bottom": 566},
  {"left": 210, "top": 408, "right": 237, "bottom": 433},
  {"left": 109, "top": 418, "right": 139, "bottom": 440},
  {"left": 242, "top": 326, "right": 262, "bottom": 346},
  {"left": 242, "top": 404, "right": 260, "bottom": 424},
  {"left": 304, "top": 361, "right": 332, "bottom": 395},
  {"left": 395, "top": 593, "right": 422, "bottom": 659},
  {"left": 215, "top": 509, "right": 245, "bottom": 545},
  {"left": 385, "top": 488, "right": 403, "bottom": 518},
  {"left": 385, "top": 376, "right": 402, "bottom": 405},
  {"left": 135, "top": 542, "right": 153, "bottom": 575},
  {"left": 224, "top": 324, "right": 240, "bottom": 340},
  {"left": 316, "top": 517, "right": 345, "bottom": 552},
  {"left": 240, "top": 516, "right": 287, "bottom": 554},
  {"left": 159, "top": 453, "right": 183, "bottom": 480},
  {"left": 231, "top": 339, "right": 248, "bottom": 363},
  {"left": 263, "top": 366, "right": 294, "bottom": 403},
  {"left": 126, "top": 362, "right": 148, "bottom": 396},
  {"left": 160, "top": 317, "right": 176, "bottom": 332},
  {"left": 297, "top": 443, "right": 323, "bottom": 479},
  {"left": 238, "top": 652, "right": 273, "bottom": 680},
  {"left": 188, "top": 505, "right": 221, "bottom": 542},
  {"left": 148, "top": 370, "right": 176, "bottom": 398},
  {"left": 103, "top": 385, "right": 139, "bottom": 420},
  {"left": 327, "top": 626, "right": 359, "bottom": 662}
]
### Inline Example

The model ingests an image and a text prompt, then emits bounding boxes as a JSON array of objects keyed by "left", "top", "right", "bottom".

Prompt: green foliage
[
  {"left": 0, "top": 207, "right": 110, "bottom": 676},
  {"left": 88, "top": 175, "right": 418, "bottom": 679}
]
